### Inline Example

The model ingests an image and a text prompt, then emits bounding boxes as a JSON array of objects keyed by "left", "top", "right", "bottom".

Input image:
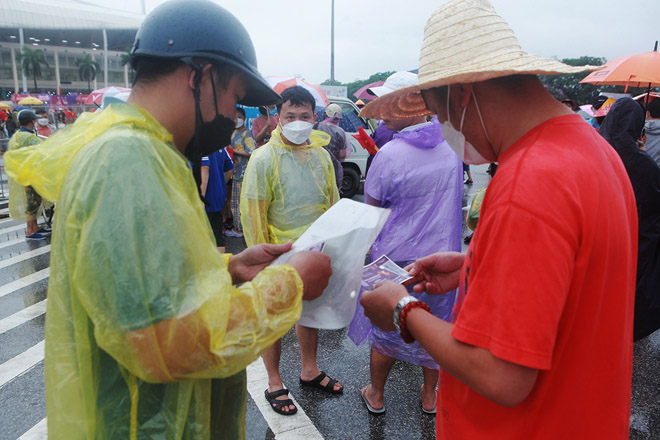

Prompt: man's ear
[
  {"left": 187, "top": 63, "right": 213, "bottom": 90},
  {"left": 458, "top": 84, "right": 473, "bottom": 108}
]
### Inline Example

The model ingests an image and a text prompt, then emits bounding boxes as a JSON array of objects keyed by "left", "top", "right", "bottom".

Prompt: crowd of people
[{"left": 2, "top": 0, "right": 658, "bottom": 438}]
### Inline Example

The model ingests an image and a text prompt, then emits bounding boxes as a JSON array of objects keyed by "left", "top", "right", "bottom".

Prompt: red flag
[{"left": 352, "top": 126, "right": 378, "bottom": 155}]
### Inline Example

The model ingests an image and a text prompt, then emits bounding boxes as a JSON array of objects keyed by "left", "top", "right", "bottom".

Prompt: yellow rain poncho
[
  {"left": 241, "top": 126, "right": 340, "bottom": 246},
  {"left": 7, "top": 129, "right": 42, "bottom": 221},
  {"left": 5, "top": 103, "right": 304, "bottom": 439}
]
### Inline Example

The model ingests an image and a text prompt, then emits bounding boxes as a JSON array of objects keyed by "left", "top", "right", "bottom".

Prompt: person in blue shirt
[{"left": 201, "top": 148, "right": 234, "bottom": 252}]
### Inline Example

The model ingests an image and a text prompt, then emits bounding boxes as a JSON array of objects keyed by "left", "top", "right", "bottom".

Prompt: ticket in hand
[{"left": 362, "top": 255, "right": 412, "bottom": 290}]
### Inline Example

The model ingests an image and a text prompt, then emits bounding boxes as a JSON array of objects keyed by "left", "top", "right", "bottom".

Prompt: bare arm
[
  {"left": 360, "top": 251, "right": 540, "bottom": 407},
  {"left": 200, "top": 165, "right": 209, "bottom": 197},
  {"left": 408, "top": 308, "right": 538, "bottom": 407},
  {"left": 224, "top": 168, "right": 234, "bottom": 182}
]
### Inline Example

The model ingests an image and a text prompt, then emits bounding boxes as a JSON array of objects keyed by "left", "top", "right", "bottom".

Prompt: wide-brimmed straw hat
[{"left": 361, "top": 0, "right": 601, "bottom": 119}]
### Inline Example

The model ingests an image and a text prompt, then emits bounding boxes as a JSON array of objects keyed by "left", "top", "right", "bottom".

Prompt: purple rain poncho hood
[
  {"left": 364, "top": 118, "right": 463, "bottom": 263},
  {"left": 349, "top": 119, "right": 463, "bottom": 367},
  {"left": 391, "top": 117, "right": 444, "bottom": 149}
]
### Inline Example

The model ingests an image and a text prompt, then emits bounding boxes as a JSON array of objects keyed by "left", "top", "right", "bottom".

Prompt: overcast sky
[{"left": 80, "top": 0, "right": 659, "bottom": 84}]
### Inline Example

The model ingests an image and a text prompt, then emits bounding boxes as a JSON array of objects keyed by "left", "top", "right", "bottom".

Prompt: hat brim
[
  {"left": 133, "top": 50, "right": 281, "bottom": 107},
  {"left": 361, "top": 55, "right": 600, "bottom": 119},
  {"left": 215, "top": 55, "right": 281, "bottom": 107}
]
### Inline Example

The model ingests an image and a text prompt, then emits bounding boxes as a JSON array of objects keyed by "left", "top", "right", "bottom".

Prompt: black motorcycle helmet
[
  {"left": 130, "top": 0, "right": 280, "bottom": 107},
  {"left": 17, "top": 110, "right": 38, "bottom": 126}
]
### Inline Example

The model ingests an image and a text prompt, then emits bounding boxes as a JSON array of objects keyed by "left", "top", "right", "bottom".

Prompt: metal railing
[{"left": 0, "top": 139, "right": 9, "bottom": 199}]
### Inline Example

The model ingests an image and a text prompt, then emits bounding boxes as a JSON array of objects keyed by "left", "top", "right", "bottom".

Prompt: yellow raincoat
[
  {"left": 5, "top": 103, "right": 304, "bottom": 439},
  {"left": 7, "top": 129, "right": 42, "bottom": 221},
  {"left": 241, "top": 126, "right": 340, "bottom": 246}
]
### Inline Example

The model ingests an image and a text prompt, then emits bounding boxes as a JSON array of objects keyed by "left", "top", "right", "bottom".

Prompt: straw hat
[{"left": 361, "top": 0, "right": 601, "bottom": 119}]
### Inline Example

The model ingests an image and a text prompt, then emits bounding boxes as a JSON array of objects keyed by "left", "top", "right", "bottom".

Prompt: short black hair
[
  {"left": 236, "top": 107, "right": 246, "bottom": 117},
  {"left": 132, "top": 56, "right": 238, "bottom": 90},
  {"left": 277, "top": 86, "right": 316, "bottom": 113},
  {"left": 648, "top": 99, "right": 660, "bottom": 119}
]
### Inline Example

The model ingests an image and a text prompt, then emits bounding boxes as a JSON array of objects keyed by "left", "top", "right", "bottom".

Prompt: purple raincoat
[{"left": 349, "top": 119, "right": 463, "bottom": 369}]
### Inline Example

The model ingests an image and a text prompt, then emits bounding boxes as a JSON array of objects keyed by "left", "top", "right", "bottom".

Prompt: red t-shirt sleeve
[{"left": 452, "top": 200, "right": 577, "bottom": 370}]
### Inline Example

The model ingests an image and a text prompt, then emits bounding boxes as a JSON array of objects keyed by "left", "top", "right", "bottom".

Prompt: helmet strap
[{"left": 182, "top": 57, "right": 210, "bottom": 205}]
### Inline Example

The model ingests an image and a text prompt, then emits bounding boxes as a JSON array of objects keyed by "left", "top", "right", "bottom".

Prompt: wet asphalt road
[{"left": 1, "top": 163, "right": 659, "bottom": 439}]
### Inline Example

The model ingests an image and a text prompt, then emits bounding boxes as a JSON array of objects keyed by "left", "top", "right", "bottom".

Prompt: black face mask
[
  {"left": 183, "top": 62, "right": 236, "bottom": 199},
  {"left": 184, "top": 64, "right": 235, "bottom": 163},
  {"left": 185, "top": 112, "right": 235, "bottom": 162}
]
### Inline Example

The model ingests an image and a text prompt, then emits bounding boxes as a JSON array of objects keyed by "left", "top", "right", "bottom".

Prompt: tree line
[{"left": 323, "top": 56, "right": 651, "bottom": 107}]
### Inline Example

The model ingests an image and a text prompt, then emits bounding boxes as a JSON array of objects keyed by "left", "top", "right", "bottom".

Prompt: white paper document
[{"left": 272, "top": 199, "right": 390, "bottom": 329}]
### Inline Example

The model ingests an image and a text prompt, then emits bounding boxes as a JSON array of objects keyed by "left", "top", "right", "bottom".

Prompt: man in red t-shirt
[{"left": 359, "top": 1, "right": 637, "bottom": 439}]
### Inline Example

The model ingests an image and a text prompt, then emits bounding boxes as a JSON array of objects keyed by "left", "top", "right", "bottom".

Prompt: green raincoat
[
  {"left": 5, "top": 103, "right": 304, "bottom": 439},
  {"left": 241, "top": 126, "right": 340, "bottom": 246},
  {"left": 8, "top": 129, "right": 42, "bottom": 221}
]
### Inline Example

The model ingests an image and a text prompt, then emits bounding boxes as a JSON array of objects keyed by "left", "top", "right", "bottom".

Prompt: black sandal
[
  {"left": 264, "top": 389, "right": 297, "bottom": 416},
  {"left": 299, "top": 371, "right": 343, "bottom": 394}
]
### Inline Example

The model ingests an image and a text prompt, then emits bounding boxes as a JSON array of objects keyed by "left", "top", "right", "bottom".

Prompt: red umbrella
[
  {"left": 84, "top": 87, "right": 131, "bottom": 106},
  {"left": 265, "top": 77, "right": 328, "bottom": 107},
  {"left": 354, "top": 81, "right": 384, "bottom": 100}
]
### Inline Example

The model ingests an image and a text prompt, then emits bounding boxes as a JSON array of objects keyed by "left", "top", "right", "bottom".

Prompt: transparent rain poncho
[
  {"left": 5, "top": 103, "right": 304, "bottom": 439},
  {"left": 7, "top": 130, "right": 42, "bottom": 221},
  {"left": 349, "top": 120, "right": 463, "bottom": 368},
  {"left": 241, "top": 125, "right": 340, "bottom": 246}
]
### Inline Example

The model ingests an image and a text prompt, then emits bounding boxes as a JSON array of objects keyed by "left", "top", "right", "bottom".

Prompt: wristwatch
[{"left": 393, "top": 296, "right": 419, "bottom": 332}]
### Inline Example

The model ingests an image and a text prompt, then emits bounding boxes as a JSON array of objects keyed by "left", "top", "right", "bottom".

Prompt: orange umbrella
[{"left": 580, "top": 47, "right": 660, "bottom": 91}]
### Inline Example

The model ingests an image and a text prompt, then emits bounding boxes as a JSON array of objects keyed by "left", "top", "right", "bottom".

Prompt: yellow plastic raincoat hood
[
  {"left": 7, "top": 129, "right": 42, "bottom": 221},
  {"left": 241, "top": 126, "right": 340, "bottom": 246},
  {"left": 5, "top": 103, "right": 304, "bottom": 439}
]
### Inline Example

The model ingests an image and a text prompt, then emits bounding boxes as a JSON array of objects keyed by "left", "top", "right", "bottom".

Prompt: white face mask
[
  {"left": 37, "top": 118, "right": 49, "bottom": 127},
  {"left": 280, "top": 120, "right": 313, "bottom": 145},
  {"left": 235, "top": 118, "right": 244, "bottom": 128},
  {"left": 440, "top": 87, "right": 492, "bottom": 165}
]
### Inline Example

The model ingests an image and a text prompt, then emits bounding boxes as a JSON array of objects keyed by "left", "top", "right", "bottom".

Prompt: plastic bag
[{"left": 272, "top": 198, "right": 390, "bottom": 329}]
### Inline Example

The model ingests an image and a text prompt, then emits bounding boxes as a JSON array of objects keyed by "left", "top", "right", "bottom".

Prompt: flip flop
[
  {"left": 360, "top": 386, "right": 385, "bottom": 415},
  {"left": 421, "top": 384, "right": 437, "bottom": 414},
  {"left": 422, "top": 403, "right": 437, "bottom": 415},
  {"left": 299, "top": 371, "right": 343, "bottom": 394},
  {"left": 264, "top": 388, "right": 297, "bottom": 416}
]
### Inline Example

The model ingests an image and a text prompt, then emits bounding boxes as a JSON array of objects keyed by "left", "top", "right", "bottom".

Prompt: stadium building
[{"left": 0, "top": 0, "right": 143, "bottom": 101}]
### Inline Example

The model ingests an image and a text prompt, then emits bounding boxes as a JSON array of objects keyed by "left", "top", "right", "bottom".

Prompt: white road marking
[
  {"left": 0, "top": 340, "right": 44, "bottom": 388},
  {"left": 19, "top": 417, "right": 47, "bottom": 440},
  {"left": 0, "top": 224, "right": 28, "bottom": 235},
  {"left": 0, "top": 268, "right": 50, "bottom": 299},
  {"left": 0, "top": 245, "right": 50, "bottom": 271},
  {"left": 0, "top": 236, "right": 31, "bottom": 250},
  {"left": 246, "top": 360, "right": 323, "bottom": 439},
  {"left": 0, "top": 299, "right": 47, "bottom": 335}
]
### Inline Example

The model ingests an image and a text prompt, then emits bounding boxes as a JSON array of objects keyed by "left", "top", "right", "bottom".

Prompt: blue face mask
[{"left": 268, "top": 108, "right": 277, "bottom": 117}]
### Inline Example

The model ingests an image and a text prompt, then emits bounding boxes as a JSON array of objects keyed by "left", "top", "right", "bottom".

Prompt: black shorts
[{"left": 206, "top": 211, "right": 225, "bottom": 247}]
